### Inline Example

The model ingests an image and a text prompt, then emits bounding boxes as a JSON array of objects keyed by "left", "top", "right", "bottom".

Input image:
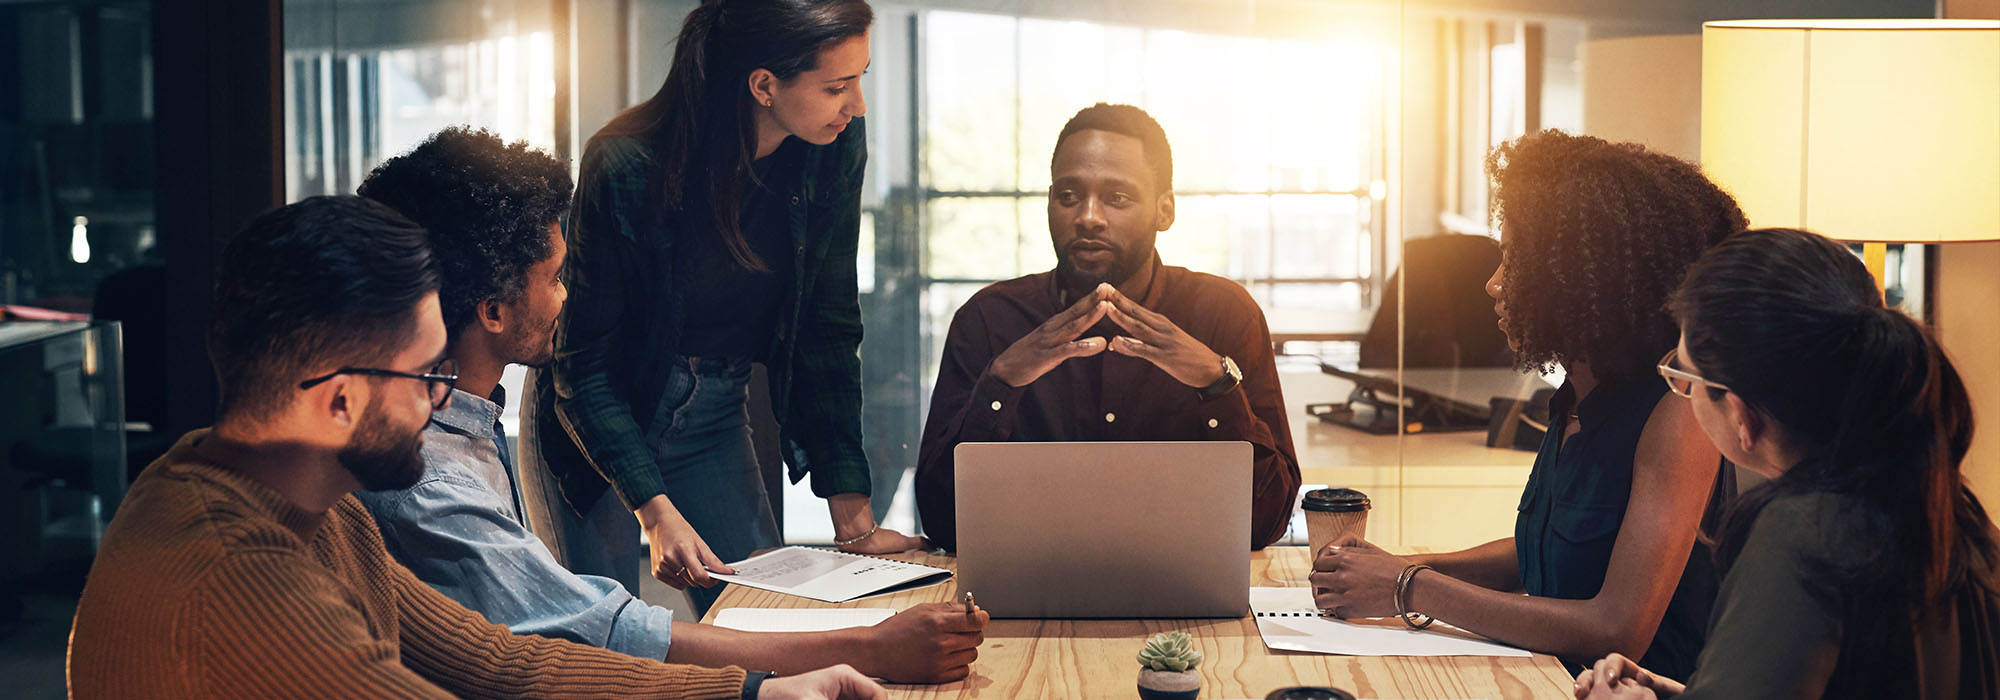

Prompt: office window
[
  {"left": 916, "top": 10, "right": 1391, "bottom": 390},
  {"left": 284, "top": 0, "right": 564, "bottom": 435},
  {"left": 285, "top": 11, "right": 558, "bottom": 202}
]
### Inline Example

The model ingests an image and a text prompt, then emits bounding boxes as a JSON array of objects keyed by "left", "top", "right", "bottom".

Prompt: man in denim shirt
[{"left": 353, "top": 127, "right": 985, "bottom": 684}]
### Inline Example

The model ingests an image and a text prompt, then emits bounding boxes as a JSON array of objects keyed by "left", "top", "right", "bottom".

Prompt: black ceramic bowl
[{"left": 1264, "top": 687, "right": 1358, "bottom": 700}]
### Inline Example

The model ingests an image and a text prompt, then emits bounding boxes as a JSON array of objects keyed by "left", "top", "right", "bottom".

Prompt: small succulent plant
[{"left": 1137, "top": 631, "right": 1204, "bottom": 672}]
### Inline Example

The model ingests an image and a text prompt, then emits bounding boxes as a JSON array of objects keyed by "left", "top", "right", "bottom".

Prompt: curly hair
[
  {"left": 359, "top": 126, "right": 572, "bottom": 339},
  {"left": 1486, "top": 130, "right": 1746, "bottom": 383}
]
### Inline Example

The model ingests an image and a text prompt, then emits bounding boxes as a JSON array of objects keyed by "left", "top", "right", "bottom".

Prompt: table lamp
[{"left": 1699, "top": 18, "right": 2000, "bottom": 499}]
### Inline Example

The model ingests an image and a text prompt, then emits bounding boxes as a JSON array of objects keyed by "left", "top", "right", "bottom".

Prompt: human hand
[
  {"left": 757, "top": 664, "right": 887, "bottom": 700},
  {"left": 827, "top": 493, "right": 929, "bottom": 554},
  {"left": 1578, "top": 676, "right": 1662, "bottom": 700},
  {"left": 635, "top": 494, "right": 734, "bottom": 589},
  {"left": 1099, "top": 285, "right": 1224, "bottom": 388},
  {"left": 857, "top": 601, "right": 988, "bottom": 683},
  {"left": 838, "top": 527, "right": 928, "bottom": 554},
  {"left": 987, "top": 284, "right": 1113, "bottom": 387},
  {"left": 1574, "top": 653, "right": 1679, "bottom": 699},
  {"left": 1309, "top": 534, "right": 1414, "bottom": 619}
]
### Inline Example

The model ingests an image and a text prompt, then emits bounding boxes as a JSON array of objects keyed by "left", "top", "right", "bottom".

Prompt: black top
[
  {"left": 1513, "top": 374, "right": 1731, "bottom": 681},
  {"left": 1680, "top": 490, "right": 2000, "bottom": 699},
  {"left": 678, "top": 141, "right": 801, "bottom": 360}
]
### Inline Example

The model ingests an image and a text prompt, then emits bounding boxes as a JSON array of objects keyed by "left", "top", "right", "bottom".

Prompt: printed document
[
  {"left": 709, "top": 547, "right": 953, "bottom": 603},
  {"left": 1250, "top": 587, "right": 1530, "bottom": 657}
]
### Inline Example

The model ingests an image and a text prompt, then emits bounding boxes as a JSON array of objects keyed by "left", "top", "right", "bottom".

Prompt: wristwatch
[{"left": 1196, "top": 356, "right": 1243, "bottom": 401}]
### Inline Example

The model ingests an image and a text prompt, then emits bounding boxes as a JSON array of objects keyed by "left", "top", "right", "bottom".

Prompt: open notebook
[
  {"left": 709, "top": 547, "right": 953, "bottom": 604},
  {"left": 711, "top": 608, "right": 897, "bottom": 633},
  {"left": 1250, "top": 587, "right": 1530, "bottom": 657}
]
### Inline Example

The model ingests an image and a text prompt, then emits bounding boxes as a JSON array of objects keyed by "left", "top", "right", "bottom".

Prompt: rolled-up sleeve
[{"left": 363, "top": 474, "right": 675, "bottom": 661}]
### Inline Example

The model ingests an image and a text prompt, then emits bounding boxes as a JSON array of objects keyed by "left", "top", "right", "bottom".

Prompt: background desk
[
  {"left": 1278, "top": 366, "right": 1550, "bottom": 551},
  {"left": 702, "top": 547, "right": 1574, "bottom": 699}
]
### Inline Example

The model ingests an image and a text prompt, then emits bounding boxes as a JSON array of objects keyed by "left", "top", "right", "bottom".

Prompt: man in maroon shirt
[{"left": 914, "top": 103, "right": 1301, "bottom": 552}]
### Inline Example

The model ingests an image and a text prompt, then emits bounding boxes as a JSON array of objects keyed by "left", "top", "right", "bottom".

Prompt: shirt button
[
  {"left": 790, "top": 195, "right": 802, "bottom": 206},
  {"left": 1208, "top": 418, "right": 1220, "bottom": 428},
  {"left": 990, "top": 401, "right": 1002, "bottom": 411},
  {"left": 1104, "top": 412, "right": 1117, "bottom": 423}
]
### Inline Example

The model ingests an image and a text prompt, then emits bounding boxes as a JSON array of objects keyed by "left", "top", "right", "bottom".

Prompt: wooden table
[{"left": 703, "top": 547, "right": 1574, "bottom": 699}]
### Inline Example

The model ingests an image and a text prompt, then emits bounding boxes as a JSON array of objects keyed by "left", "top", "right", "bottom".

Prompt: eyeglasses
[
  {"left": 1656, "top": 348, "right": 1730, "bottom": 398},
  {"left": 298, "top": 359, "right": 459, "bottom": 409}
]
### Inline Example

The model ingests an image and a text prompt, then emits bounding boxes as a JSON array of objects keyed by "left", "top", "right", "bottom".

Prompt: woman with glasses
[
  {"left": 1574, "top": 228, "right": 2000, "bottom": 699},
  {"left": 1313, "top": 131, "right": 1745, "bottom": 681},
  {"left": 521, "top": 0, "right": 919, "bottom": 617}
]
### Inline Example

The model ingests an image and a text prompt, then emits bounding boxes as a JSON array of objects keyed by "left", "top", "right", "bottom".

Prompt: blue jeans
[{"left": 519, "top": 357, "right": 782, "bottom": 617}]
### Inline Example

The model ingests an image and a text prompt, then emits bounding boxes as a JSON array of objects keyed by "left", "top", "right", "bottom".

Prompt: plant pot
[{"left": 1137, "top": 668, "right": 1200, "bottom": 700}]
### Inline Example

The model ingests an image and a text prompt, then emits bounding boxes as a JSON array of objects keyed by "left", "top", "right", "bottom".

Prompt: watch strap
[{"left": 1197, "top": 356, "right": 1242, "bottom": 400}]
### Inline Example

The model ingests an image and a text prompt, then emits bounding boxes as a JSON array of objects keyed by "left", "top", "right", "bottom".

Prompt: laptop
[{"left": 953, "top": 441, "right": 1252, "bottom": 619}]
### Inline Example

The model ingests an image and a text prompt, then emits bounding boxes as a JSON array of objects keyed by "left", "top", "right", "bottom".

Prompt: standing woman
[
  {"left": 521, "top": 0, "right": 920, "bottom": 615},
  {"left": 1576, "top": 228, "right": 2000, "bottom": 699},
  {"left": 1312, "top": 131, "right": 1745, "bottom": 680}
]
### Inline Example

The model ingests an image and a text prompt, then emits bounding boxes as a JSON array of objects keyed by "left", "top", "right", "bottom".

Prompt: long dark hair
[
  {"left": 591, "top": 0, "right": 871, "bottom": 270},
  {"left": 1486, "top": 130, "right": 1745, "bottom": 383},
  {"left": 1670, "top": 228, "right": 1997, "bottom": 632}
]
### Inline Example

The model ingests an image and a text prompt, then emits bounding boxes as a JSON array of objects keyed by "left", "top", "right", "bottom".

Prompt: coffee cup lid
[{"left": 1301, "top": 488, "right": 1370, "bottom": 512}]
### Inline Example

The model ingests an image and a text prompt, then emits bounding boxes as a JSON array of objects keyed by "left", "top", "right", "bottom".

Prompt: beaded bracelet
[
  {"left": 1394, "top": 563, "right": 1436, "bottom": 630},
  {"left": 833, "top": 524, "right": 880, "bottom": 548}
]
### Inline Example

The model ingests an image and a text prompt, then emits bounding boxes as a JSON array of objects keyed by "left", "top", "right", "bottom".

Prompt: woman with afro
[{"left": 1311, "top": 130, "right": 1746, "bottom": 681}]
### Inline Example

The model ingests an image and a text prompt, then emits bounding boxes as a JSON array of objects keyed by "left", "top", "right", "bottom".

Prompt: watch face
[{"left": 1200, "top": 356, "right": 1243, "bottom": 399}]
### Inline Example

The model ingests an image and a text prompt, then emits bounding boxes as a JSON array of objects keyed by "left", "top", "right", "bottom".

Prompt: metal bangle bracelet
[{"left": 1394, "top": 563, "right": 1436, "bottom": 630}]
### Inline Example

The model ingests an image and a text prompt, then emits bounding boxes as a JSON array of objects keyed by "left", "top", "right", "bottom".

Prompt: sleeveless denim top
[{"left": 1515, "top": 374, "right": 1730, "bottom": 681}]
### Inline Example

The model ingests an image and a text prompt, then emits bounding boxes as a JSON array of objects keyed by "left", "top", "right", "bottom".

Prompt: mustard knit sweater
[{"left": 68, "top": 430, "right": 746, "bottom": 699}]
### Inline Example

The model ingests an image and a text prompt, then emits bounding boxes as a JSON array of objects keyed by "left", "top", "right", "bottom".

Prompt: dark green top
[
  {"left": 533, "top": 119, "right": 872, "bottom": 513},
  {"left": 1514, "top": 375, "right": 1729, "bottom": 681},
  {"left": 1680, "top": 491, "right": 2000, "bottom": 699}
]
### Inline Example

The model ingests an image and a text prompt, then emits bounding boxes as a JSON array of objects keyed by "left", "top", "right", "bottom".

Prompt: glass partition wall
[{"left": 276, "top": 0, "right": 1936, "bottom": 555}]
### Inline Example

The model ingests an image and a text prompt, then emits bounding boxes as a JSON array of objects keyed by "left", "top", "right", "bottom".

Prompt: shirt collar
[{"left": 430, "top": 386, "right": 506, "bottom": 438}]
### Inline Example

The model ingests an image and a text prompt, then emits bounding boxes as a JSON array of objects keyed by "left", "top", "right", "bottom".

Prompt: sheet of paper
[
  {"left": 711, "top": 607, "right": 896, "bottom": 633},
  {"left": 709, "top": 546, "right": 953, "bottom": 603},
  {"left": 1251, "top": 586, "right": 1320, "bottom": 613},
  {"left": 1250, "top": 587, "right": 1530, "bottom": 658}
]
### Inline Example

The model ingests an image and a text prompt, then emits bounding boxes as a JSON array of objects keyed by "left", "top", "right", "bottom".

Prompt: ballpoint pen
[{"left": 963, "top": 591, "right": 976, "bottom": 622}]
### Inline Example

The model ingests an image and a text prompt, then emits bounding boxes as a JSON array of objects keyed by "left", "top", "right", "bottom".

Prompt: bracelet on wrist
[
  {"left": 833, "top": 524, "right": 880, "bottom": 547},
  {"left": 1394, "top": 563, "right": 1436, "bottom": 630}
]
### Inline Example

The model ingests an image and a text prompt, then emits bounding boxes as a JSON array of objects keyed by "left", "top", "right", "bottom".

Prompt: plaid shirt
[{"left": 533, "top": 119, "right": 872, "bottom": 514}]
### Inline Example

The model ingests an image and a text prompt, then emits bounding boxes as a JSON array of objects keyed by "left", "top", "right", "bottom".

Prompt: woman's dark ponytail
[{"left": 1671, "top": 228, "right": 1996, "bottom": 631}]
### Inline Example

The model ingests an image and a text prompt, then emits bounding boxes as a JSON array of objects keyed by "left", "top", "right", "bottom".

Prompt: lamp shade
[{"left": 1701, "top": 19, "right": 2000, "bottom": 243}]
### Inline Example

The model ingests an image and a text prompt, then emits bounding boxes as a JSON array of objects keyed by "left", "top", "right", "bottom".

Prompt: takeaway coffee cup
[{"left": 1302, "top": 488, "right": 1371, "bottom": 553}]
